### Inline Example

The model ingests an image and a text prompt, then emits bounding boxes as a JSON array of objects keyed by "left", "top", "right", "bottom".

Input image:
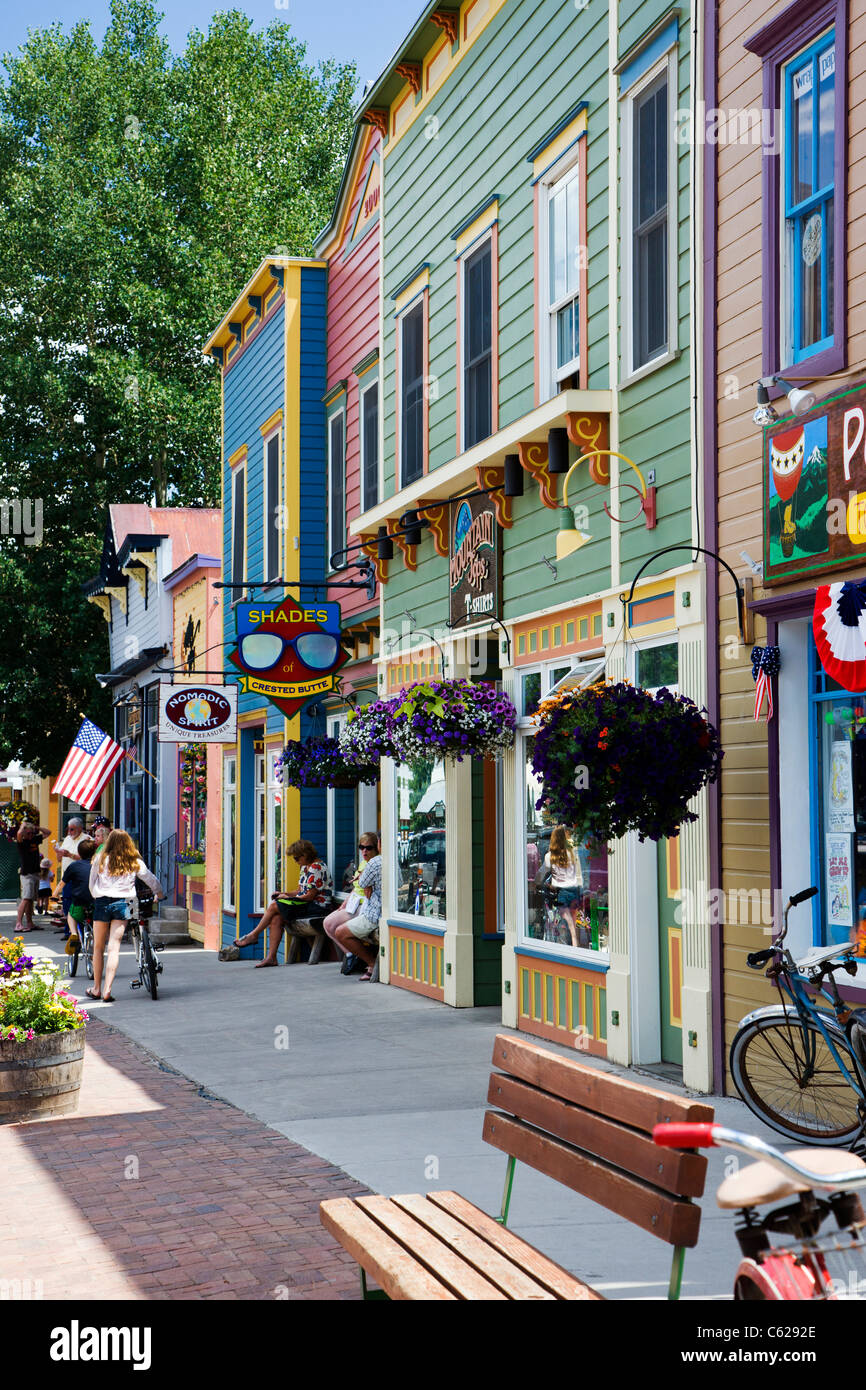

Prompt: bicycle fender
[{"left": 737, "top": 1003, "right": 846, "bottom": 1038}]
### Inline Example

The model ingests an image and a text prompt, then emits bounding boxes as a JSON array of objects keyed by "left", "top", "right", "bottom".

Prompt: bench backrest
[{"left": 485, "top": 1034, "right": 714, "bottom": 1249}]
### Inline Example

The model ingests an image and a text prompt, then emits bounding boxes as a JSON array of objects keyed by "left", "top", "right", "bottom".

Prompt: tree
[{"left": 0, "top": 0, "right": 356, "bottom": 773}]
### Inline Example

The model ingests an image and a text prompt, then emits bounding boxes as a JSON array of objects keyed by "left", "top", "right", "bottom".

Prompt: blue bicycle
[{"left": 730, "top": 885, "right": 866, "bottom": 1146}]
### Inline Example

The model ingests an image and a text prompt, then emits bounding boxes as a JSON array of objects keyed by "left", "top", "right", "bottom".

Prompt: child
[
  {"left": 37, "top": 860, "right": 53, "bottom": 914},
  {"left": 62, "top": 837, "right": 98, "bottom": 955}
]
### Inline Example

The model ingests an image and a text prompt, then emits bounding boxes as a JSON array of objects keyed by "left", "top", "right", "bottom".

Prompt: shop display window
[
  {"left": 395, "top": 759, "right": 446, "bottom": 920},
  {"left": 812, "top": 653, "right": 866, "bottom": 955}
]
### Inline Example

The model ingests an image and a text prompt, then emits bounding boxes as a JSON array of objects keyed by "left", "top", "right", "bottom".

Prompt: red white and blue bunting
[
  {"left": 813, "top": 582, "right": 866, "bottom": 693},
  {"left": 751, "top": 645, "right": 780, "bottom": 722}
]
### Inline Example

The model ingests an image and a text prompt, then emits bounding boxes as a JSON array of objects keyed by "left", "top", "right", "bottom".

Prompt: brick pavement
[{"left": 0, "top": 1019, "right": 367, "bottom": 1300}]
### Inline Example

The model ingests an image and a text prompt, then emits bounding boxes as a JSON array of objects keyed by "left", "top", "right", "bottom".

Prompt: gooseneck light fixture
[{"left": 754, "top": 376, "right": 817, "bottom": 427}]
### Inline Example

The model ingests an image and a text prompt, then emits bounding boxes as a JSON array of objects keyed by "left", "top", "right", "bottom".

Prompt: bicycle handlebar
[
  {"left": 653, "top": 1123, "right": 866, "bottom": 1190},
  {"left": 790, "top": 885, "right": 819, "bottom": 907}
]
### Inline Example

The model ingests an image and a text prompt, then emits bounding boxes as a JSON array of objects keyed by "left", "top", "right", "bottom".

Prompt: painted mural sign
[
  {"left": 449, "top": 494, "right": 501, "bottom": 625},
  {"left": 158, "top": 685, "right": 238, "bottom": 743},
  {"left": 763, "top": 382, "right": 866, "bottom": 583},
  {"left": 228, "top": 598, "right": 349, "bottom": 719}
]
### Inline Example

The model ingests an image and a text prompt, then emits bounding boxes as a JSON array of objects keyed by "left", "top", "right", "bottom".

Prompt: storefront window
[
  {"left": 814, "top": 680, "right": 866, "bottom": 955},
  {"left": 223, "top": 755, "right": 236, "bottom": 911},
  {"left": 395, "top": 759, "right": 446, "bottom": 919},
  {"left": 266, "top": 749, "right": 282, "bottom": 898},
  {"left": 522, "top": 738, "right": 609, "bottom": 954},
  {"left": 254, "top": 751, "right": 265, "bottom": 913}
]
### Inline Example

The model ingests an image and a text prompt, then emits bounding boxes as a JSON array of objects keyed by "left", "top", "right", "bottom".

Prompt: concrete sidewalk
[{"left": 3, "top": 902, "right": 784, "bottom": 1300}]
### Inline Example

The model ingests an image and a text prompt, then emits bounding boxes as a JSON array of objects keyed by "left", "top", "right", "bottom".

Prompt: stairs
[{"left": 149, "top": 904, "right": 194, "bottom": 947}]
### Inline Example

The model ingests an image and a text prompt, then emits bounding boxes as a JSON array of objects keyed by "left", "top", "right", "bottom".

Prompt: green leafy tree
[{"left": 0, "top": 0, "right": 356, "bottom": 774}]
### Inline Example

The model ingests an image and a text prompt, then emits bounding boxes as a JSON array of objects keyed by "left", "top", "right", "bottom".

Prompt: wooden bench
[
  {"left": 284, "top": 916, "right": 380, "bottom": 970},
  {"left": 320, "top": 1032, "right": 714, "bottom": 1300}
]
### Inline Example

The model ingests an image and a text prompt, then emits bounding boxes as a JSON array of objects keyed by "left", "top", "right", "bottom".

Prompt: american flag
[{"left": 52, "top": 720, "right": 127, "bottom": 810}]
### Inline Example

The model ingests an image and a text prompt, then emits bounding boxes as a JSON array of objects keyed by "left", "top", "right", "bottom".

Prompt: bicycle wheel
[
  {"left": 84, "top": 930, "right": 94, "bottom": 981},
  {"left": 141, "top": 933, "right": 158, "bottom": 1000},
  {"left": 730, "top": 1016, "right": 864, "bottom": 1145},
  {"left": 66, "top": 944, "right": 79, "bottom": 978}
]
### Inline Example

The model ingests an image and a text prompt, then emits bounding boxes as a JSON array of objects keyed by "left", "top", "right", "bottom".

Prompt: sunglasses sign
[{"left": 229, "top": 599, "right": 349, "bottom": 719}]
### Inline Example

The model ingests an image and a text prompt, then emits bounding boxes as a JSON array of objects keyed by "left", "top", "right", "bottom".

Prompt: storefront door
[{"left": 657, "top": 837, "right": 683, "bottom": 1065}]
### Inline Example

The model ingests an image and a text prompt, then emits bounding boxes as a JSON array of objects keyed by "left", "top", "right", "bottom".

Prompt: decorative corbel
[
  {"left": 395, "top": 62, "right": 422, "bottom": 95},
  {"left": 517, "top": 440, "right": 558, "bottom": 509},
  {"left": 360, "top": 534, "right": 388, "bottom": 585},
  {"left": 86, "top": 593, "right": 112, "bottom": 624},
  {"left": 122, "top": 562, "right": 147, "bottom": 598},
  {"left": 474, "top": 465, "right": 514, "bottom": 529},
  {"left": 363, "top": 108, "right": 389, "bottom": 138},
  {"left": 418, "top": 501, "right": 449, "bottom": 556},
  {"left": 104, "top": 584, "right": 128, "bottom": 616},
  {"left": 430, "top": 8, "right": 460, "bottom": 44},
  {"left": 129, "top": 550, "right": 158, "bottom": 583},
  {"left": 566, "top": 412, "right": 610, "bottom": 485},
  {"left": 386, "top": 517, "right": 418, "bottom": 572}
]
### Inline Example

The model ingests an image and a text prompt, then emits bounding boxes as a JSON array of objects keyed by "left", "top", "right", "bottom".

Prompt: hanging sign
[
  {"left": 449, "top": 494, "right": 501, "bottom": 625},
  {"left": 158, "top": 685, "right": 238, "bottom": 743},
  {"left": 228, "top": 598, "right": 349, "bottom": 719},
  {"left": 825, "top": 832, "right": 854, "bottom": 930},
  {"left": 762, "top": 382, "right": 866, "bottom": 584}
]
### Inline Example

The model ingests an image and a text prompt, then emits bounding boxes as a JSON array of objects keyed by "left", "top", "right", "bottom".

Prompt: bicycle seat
[
  {"left": 794, "top": 943, "right": 858, "bottom": 971},
  {"left": 716, "top": 1147, "right": 866, "bottom": 1209}
]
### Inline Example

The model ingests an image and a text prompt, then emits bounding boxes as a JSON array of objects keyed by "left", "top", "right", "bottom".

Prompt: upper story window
[
  {"left": 361, "top": 378, "right": 379, "bottom": 511},
  {"left": 620, "top": 37, "right": 677, "bottom": 381},
  {"left": 328, "top": 405, "right": 346, "bottom": 570},
  {"left": 784, "top": 32, "right": 835, "bottom": 363},
  {"left": 400, "top": 300, "right": 425, "bottom": 487},
  {"left": 263, "top": 428, "right": 281, "bottom": 583},
  {"left": 745, "top": 1, "right": 845, "bottom": 380},
  {"left": 231, "top": 460, "right": 245, "bottom": 590},
  {"left": 547, "top": 165, "right": 581, "bottom": 386},
  {"left": 462, "top": 240, "right": 493, "bottom": 449}
]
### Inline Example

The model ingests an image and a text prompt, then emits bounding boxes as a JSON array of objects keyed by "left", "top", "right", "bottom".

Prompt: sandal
[
  {"left": 359, "top": 969, "right": 374, "bottom": 981},
  {"left": 85, "top": 988, "right": 101, "bottom": 1000},
  {"left": 254, "top": 960, "right": 277, "bottom": 968},
  {"left": 102, "top": 994, "right": 114, "bottom": 1003}
]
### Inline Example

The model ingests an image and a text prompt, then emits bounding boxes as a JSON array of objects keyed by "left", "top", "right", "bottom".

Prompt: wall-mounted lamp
[
  {"left": 376, "top": 525, "right": 394, "bottom": 561},
  {"left": 547, "top": 427, "right": 569, "bottom": 475},
  {"left": 503, "top": 453, "right": 524, "bottom": 497},
  {"left": 399, "top": 509, "right": 429, "bottom": 547},
  {"left": 754, "top": 375, "right": 817, "bottom": 427}
]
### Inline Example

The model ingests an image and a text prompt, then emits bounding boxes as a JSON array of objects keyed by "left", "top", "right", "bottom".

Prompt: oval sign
[{"left": 164, "top": 688, "right": 233, "bottom": 733}]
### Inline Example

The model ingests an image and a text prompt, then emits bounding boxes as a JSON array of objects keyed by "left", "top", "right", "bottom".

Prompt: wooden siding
[{"left": 715, "top": 0, "right": 866, "bottom": 1075}]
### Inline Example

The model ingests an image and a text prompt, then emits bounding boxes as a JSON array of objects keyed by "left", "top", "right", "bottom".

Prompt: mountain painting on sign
[{"left": 767, "top": 415, "right": 829, "bottom": 569}]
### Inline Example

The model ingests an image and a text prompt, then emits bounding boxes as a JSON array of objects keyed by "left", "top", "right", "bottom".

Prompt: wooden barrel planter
[{"left": 0, "top": 1029, "right": 85, "bottom": 1124}]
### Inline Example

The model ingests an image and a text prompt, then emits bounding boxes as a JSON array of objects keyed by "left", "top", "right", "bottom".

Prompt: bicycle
[
  {"left": 729, "top": 885, "right": 866, "bottom": 1147},
  {"left": 129, "top": 887, "right": 163, "bottom": 1000},
  {"left": 654, "top": 1120, "right": 866, "bottom": 1299},
  {"left": 65, "top": 910, "right": 94, "bottom": 981}
]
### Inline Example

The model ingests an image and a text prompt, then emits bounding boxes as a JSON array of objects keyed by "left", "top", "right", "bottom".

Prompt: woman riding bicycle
[{"left": 86, "top": 830, "right": 164, "bottom": 1003}]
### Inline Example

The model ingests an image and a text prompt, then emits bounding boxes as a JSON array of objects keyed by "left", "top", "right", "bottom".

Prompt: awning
[{"left": 96, "top": 648, "right": 166, "bottom": 688}]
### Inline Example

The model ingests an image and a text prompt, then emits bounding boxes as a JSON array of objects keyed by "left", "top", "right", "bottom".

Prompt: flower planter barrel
[{"left": 0, "top": 1029, "right": 85, "bottom": 1124}]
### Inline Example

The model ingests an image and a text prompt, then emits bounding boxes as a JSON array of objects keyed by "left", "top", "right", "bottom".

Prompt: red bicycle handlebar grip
[{"left": 652, "top": 1123, "right": 717, "bottom": 1148}]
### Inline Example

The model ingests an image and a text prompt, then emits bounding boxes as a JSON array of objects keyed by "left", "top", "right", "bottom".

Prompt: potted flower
[
  {"left": 0, "top": 943, "right": 88, "bottom": 1124},
  {"left": 277, "top": 736, "right": 378, "bottom": 789},
  {"left": 176, "top": 847, "right": 206, "bottom": 878},
  {"left": 532, "top": 681, "right": 723, "bottom": 843},
  {"left": 340, "top": 696, "right": 404, "bottom": 765},
  {"left": 389, "top": 679, "right": 517, "bottom": 764},
  {"left": 0, "top": 799, "right": 40, "bottom": 842}
]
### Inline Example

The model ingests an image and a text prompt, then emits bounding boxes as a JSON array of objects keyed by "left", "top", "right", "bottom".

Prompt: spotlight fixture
[
  {"left": 376, "top": 525, "right": 394, "bottom": 561},
  {"left": 503, "top": 452, "right": 524, "bottom": 498},
  {"left": 399, "top": 509, "right": 429, "bottom": 547},
  {"left": 547, "top": 427, "right": 569, "bottom": 474},
  {"left": 753, "top": 382, "right": 778, "bottom": 427},
  {"left": 774, "top": 376, "right": 817, "bottom": 417}
]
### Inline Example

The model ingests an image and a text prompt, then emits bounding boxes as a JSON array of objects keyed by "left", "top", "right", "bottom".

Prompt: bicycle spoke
[{"left": 733, "top": 1020, "right": 861, "bottom": 1141}]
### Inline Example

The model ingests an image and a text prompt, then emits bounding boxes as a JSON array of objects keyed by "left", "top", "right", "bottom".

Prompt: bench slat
[
  {"left": 483, "top": 1112, "right": 702, "bottom": 1248},
  {"left": 355, "top": 1195, "right": 508, "bottom": 1300},
  {"left": 320, "top": 1198, "right": 457, "bottom": 1301},
  {"left": 426, "top": 1191, "right": 602, "bottom": 1300},
  {"left": 488, "top": 1073, "right": 708, "bottom": 1198},
  {"left": 492, "top": 1034, "right": 714, "bottom": 1132},
  {"left": 390, "top": 1194, "right": 556, "bottom": 1300}
]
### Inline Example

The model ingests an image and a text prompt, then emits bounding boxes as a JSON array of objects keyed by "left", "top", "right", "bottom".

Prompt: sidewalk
[{"left": 1, "top": 902, "right": 782, "bottom": 1300}]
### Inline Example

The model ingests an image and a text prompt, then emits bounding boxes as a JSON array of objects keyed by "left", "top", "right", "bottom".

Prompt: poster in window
[
  {"left": 828, "top": 741, "right": 856, "bottom": 832},
  {"left": 826, "top": 833, "right": 854, "bottom": 929}
]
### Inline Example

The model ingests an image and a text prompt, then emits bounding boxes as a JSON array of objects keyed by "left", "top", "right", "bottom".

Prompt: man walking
[
  {"left": 54, "top": 816, "right": 85, "bottom": 937},
  {"left": 16, "top": 820, "right": 51, "bottom": 932}
]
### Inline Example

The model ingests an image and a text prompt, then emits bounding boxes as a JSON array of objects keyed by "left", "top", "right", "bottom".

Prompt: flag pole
[{"left": 125, "top": 750, "right": 158, "bottom": 784}]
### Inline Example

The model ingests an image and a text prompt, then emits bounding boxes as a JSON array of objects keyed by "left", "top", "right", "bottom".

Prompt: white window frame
[
  {"left": 392, "top": 757, "right": 447, "bottom": 926},
  {"left": 223, "top": 755, "right": 236, "bottom": 912},
  {"left": 327, "top": 402, "right": 347, "bottom": 572},
  {"left": 516, "top": 655, "right": 610, "bottom": 965},
  {"left": 539, "top": 153, "right": 582, "bottom": 402},
  {"left": 397, "top": 296, "right": 426, "bottom": 489},
  {"left": 458, "top": 230, "right": 494, "bottom": 453},
  {"left": 620, "top": 45, "right": 678, "bottom": 385},
  {"left": 254, "top": 750, "right": 265, "bottom": 914},
  {"left": 262, "top": 425, "right": 282, "bottom": 585},
  {"left": 231, "top": 462, "right": 246, "bottom": 601},
  {"left": 360, "top": 376, "right": 380, "bottom": 513},
  {"left": 631, "top": 635, "right": 680, "bottom": 695},
  {"left": 326, "top": 713, "right": 348, "bottom": 886},
  {"left": 266, "top": 747, "right": 282, "bottom": 901}
]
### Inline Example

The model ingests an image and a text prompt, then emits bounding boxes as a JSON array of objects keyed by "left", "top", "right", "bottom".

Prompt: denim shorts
[{"left": 92, "top": 897, "right": 131, "bottom": 922}]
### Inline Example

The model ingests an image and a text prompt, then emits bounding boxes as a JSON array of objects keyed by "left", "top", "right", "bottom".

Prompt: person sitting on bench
[
  {"left": 233, "top": 840, "right": 332, "bottom": 967},
  {"left": 334, "top": 838, "right": 381, "bottom": 981}
]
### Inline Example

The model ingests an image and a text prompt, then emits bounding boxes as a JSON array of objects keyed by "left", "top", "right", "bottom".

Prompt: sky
[{"left": 0, "top": 0, "right": 420, "bottom": 92}]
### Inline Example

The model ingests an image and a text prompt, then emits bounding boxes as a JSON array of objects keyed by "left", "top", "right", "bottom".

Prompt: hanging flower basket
[
  {"left": 0, "top": 800, "right": 40, "bottom": 843},
  {"left": 340, "top": 699, "right": 404, "bottom": 766},
  {"left": 387, "top": 679, "right": 517, "bottom": 764},
  {"left": 277, "top": 736, "right": 379, "bottom": 789},
  {"left": 532, "top": 681, "right": 723, "bottom": 843},
  {"left": 176, "top": 848, "right": 206, "bottom": 878}
]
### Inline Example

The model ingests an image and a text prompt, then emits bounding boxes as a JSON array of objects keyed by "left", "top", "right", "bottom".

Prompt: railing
[{"left": 152, "top": 832, "right": 179, "bottom": 906}]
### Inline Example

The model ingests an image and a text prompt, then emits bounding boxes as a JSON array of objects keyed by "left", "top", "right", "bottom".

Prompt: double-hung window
[
  {"left": 328, "top": 406, "right": 346, "bottom": 570},
  {"left": 784, "top": 33, "right": 835, "bottom": 362},
  {"left": 632, "top": 72, "right": 670, "bottom": 370},
  {"left": 231, "top": 460, "right": 246, "bottom": 592},
  {"left": 263, "top": 428, "right": 281, "bottom": 583},
  {"left": 462, "top": 240, "right": 493, "bottom": 449},
  {"left": 361, "top": 378, "right": 379, "bottom": 511},
  {"left": 223, "top": 754, "right": 236, "bottom": 912},
  {"left": 547, "top": 165, "right": 581, "bottom": 386},
  {"left": 400, "top": 301, "right": 425, "bottom": 486}
]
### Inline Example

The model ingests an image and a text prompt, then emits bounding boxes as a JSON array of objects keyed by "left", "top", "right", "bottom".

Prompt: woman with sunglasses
[
  {"left": 334, "top": 835, "right": 381, "bottom": 981},
  {"left": 322, "top": 833, "right": 378, "bottom": 969},
  {"left": 233, "top": 840, "right": 332, "bottom": 967}
]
